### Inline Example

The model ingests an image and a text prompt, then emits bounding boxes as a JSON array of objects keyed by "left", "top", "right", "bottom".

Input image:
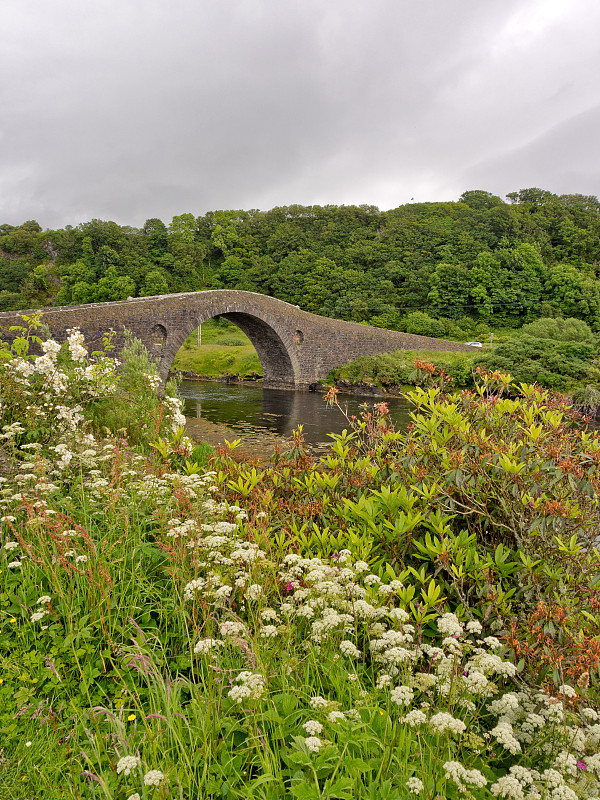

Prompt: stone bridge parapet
[{"left": 0, "top": 290, "right": 477, "bottom": 388}]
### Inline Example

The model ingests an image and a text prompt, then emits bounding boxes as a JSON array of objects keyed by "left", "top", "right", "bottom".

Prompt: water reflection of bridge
[{"left": 178, "top": 381, "right": 413, "bottom": 451}]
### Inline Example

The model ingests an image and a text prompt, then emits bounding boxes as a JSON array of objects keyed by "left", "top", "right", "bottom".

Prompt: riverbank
[{"left": 171, "top": 369, "right": 402, "bottom": 397}]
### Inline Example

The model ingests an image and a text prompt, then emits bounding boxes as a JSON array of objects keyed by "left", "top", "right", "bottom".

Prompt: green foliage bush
[
  {"left": 333, "top": 349, "right": 476, "bottom": 388},
  {"left": 520, "top": 316, "right": 595, "bottom": 342},
  {"left": 216, "top": 335, "right": 246, "bottom": 347},
  {"left": 402, "top": 311, "right": 447, "bottom": 338},
  {"left": 475, "top": 336, "right": 598, "bottom": 390}
]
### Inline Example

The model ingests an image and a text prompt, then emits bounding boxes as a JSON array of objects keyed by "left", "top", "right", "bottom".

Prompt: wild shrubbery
[
  {"left": 1, "top": 332, "right": 600, "bottom": 798},
  {"left": 330, "top": 349, "right": 477, "bottom": 389},
  {"left": 474, "top": 317, "right": 600, "bottom": 392}
]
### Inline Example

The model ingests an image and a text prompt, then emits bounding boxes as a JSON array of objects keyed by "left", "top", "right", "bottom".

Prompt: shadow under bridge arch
[{"left": 166, "top": 311, "right": 301, "bottom": 389}]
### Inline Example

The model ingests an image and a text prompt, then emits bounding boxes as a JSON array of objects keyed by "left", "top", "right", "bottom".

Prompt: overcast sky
[{"left": 2, "top": 0, "right": 600, "bottom": 229}]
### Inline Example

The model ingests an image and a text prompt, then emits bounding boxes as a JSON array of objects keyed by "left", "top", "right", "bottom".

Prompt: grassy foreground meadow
[{"left": 2, "top": 321, "right": 600, "bottom": 799}]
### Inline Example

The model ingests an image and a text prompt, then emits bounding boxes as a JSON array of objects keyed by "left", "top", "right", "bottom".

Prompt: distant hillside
[{"left": 2, "top": 188, "right": 600, "bottom": 339}]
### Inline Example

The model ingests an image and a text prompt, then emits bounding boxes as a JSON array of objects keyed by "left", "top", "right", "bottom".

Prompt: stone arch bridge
[{"left": 0, "top": 291, "right": 475, "bottom": 388}]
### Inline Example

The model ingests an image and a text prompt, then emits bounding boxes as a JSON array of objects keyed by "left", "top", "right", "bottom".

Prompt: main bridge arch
[
  {"left": 0, "top": 290, "right": 476, "bottom": 389},
  {"left": 159, "top": 296, "right": 303, "bottom": 387}
]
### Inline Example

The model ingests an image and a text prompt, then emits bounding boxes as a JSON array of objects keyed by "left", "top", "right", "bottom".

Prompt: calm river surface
[{"left": 179, "top": 380, "right": 413, "bottom": 454}]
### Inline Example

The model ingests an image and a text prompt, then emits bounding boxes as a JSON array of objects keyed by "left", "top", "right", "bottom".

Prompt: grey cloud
[{"left": 1, "top": 0, "right": 599, "bottom": 228}]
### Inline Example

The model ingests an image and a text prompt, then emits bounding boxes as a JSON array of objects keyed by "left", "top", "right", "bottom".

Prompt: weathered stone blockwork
[{"left": 0, "top": 291, "right": 476, "bottom": 388}]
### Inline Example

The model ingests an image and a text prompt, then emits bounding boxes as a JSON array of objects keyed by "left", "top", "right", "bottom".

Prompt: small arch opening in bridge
[
  {"left": 150, "top": 324, "right": 167, "bottom": 357},
  {"left": 171, "top": 317, "right": 263, "bottom": 380}
]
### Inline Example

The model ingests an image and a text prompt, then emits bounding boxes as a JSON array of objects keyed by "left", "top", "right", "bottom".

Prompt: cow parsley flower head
[
  {"left": 143, "top": 769, "right": 165, "bottom": 786},
  {"left": 303, "top": 720, "right": 323, "bottom": 736},
  {"left": 429, "top": 712, "right": 467, "bottom": 735},
  {"left": 558, "top": 684, "right": 577, "bottom": 699},
  {"left": 391, "top": 685, "right": 414, "bottom": 707},
  {"left": 491, "top": 721, "right": 522, "bottom": 754},
  {"left": 406, "top": 777, "right": 424, "bottom": 794},
  {"left": 490, "top": 775, "right": 526, "bottom": 799},
  {"left": 466, "top": 620, "right": 483, "bottom": 634},
  {"left": 444, "top": 761, "right": 487, "bottom": 791},
  {"left": 228, "top": 671, "right": 265, "bottom": 703},
  {"left": 388, "top": 607, "right": 410, "bottom": 622},
  {"left": 194, "top": 638, "right": 224, "bottom": 655},
  {"left": 304, "top": 736, "right": 322, "bottom": 753},
  {"left": 437, "top": 613, "right": 463, "bottom": 638},
  {"left": 116, "top": 755, "right": 141, "bottom": 776},
  {"left": 340, "top": 640, "right": 361, "bottom": 658},
  {"left": 246, "top": 583, "right": 263, "bottom": 600},
  {"left": 402, "top": 709, "right": 428, "bottom": 727}
]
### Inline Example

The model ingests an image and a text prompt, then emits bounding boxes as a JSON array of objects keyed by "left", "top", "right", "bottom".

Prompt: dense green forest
[{"left": 2, "top": 188, "right": 600, "bottom": 342}]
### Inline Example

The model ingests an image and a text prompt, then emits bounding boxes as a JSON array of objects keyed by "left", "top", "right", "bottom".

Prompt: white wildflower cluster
[
  {"left": 0, "top": 327, "right": 186, "bottom": 495},
  {"left": 340, "top": 640, "right": 361, "bottom": 659},
  {"left": 491, "top": 720, "right": 522, "bottom": 754},
  {"left": 167, "top": 517, "right": 198, "bottom": 539},
  {"left": 303, "top": 720, "right": 323, "bottom": 736},
  {"left": 228, "top": 671, "right": 266, "bottom": 703},
  {"left": 143, "top": 769, "right": 165, "bottom": 786},
  {"left": 194, "top": 638, "right": 225, "bottom": 655},
  {"left": 402, "top": 709, "right": 428, "bottom": 727},
  {"left": 429, "top": 712, "right": 467, "bottom": 735},
  {"left": 163, "top": 394, "right": 187, "bottom": 430},
  {"left": 443, "top": 761, "right": 487, "bottom": 791},
  {"left": 145, "top": 373, "right": 161, "bottom": 391},
  {"left": 134, "top": 471, "right": 215, "bottom": 502},
  {"left": 116, "top": 755, "right": 141, "bottom": 776},
  {"left": 66, "top": 328, "right": 88, "bottom": 362},
  {"left": 406, "top": 777, "right": 424, "bottom": 794},
  {"left": 437, "top": 612, "right": 464, "bottom": 638},
  {"left": 390, "top": 685, "right": 414, "bottom": 707},
  {"left": 304, "top": 736, "right": 322, "bottom": 753},
  {"left": 558, "top": 684, "right": 577, "bottom": 699},
  {"left": 219, "top": 620, "right": 246, "bottom": 638}
]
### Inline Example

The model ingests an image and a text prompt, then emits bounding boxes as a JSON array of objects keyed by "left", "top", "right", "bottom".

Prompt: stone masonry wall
[{"left": 0, "top": 291, "right": 477, "bottom": 388}]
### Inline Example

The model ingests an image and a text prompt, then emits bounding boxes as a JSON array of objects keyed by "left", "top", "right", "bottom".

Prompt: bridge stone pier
[{"left": 0, "top": 290, "right": 476, "bottom": 388}]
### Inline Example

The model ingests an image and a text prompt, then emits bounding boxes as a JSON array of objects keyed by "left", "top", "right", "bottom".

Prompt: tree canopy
[{"left": 3, "top": 188, "right": 600, "bottom": 335}]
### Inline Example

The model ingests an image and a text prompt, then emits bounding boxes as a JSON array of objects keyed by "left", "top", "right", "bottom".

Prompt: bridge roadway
[{"left": 0, "top": 290, "right": 476, "bottom": 388}]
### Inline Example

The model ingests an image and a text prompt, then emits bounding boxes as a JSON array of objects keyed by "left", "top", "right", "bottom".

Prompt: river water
[{"left": 179, "top": 380, "right": 413, "bottom": 456}]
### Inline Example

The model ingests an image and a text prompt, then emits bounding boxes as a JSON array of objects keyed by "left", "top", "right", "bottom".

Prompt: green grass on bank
[{"left": 171, "top": 317, "right": 263, "bottom": 377}]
